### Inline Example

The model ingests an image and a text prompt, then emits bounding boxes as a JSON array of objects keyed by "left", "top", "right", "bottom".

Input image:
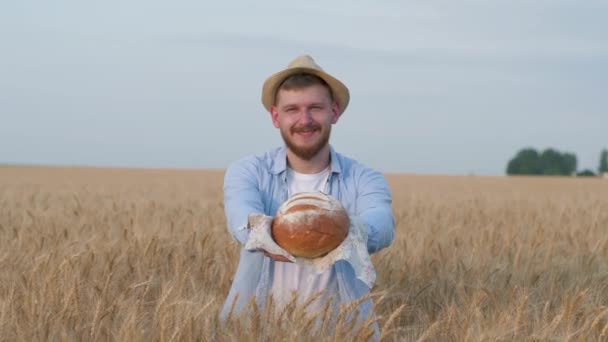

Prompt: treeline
[{"left": 507, "top": 148, "right": 608, "bottom": 177}]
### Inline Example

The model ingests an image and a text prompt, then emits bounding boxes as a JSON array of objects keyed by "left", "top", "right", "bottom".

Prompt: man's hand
[
  {"left": 246, "top": 214, "right": 292, "bottom": 262},
  {"left": 262, "top": 250, "right": 293, "bottom": 263}
]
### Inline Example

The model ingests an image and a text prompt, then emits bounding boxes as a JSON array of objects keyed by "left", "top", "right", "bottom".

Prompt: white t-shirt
[{"left": 269, "top": 166, "right": 339, "bottom": 313}]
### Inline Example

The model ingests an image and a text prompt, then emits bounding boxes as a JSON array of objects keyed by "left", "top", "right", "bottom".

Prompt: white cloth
[{"left": 245, "top": 212, "right": 375, "bottom": 288}]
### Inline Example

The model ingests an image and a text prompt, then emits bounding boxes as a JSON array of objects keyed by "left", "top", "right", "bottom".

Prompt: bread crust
[{"left": 272, "top": 192, "right": 349, "bottom": 258}]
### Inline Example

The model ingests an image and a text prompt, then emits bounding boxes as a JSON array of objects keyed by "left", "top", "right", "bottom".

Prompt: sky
[{"left": 1, "top": 0, "right": 607, "bottom": 175}]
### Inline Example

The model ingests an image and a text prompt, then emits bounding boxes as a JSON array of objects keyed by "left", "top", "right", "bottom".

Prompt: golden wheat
[{"left": 1, "top": 166, "right": 607, "bottom": 341}]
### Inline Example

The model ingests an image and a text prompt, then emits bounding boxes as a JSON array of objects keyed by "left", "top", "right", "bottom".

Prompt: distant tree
[
  {"left": 507, "top": 147, "right": 577, "bottom": 176},
  {"left": 599, "top": 149, "right": 608, "bottom": 174},
  {"left": 576, "top": 169, "right": 596, "bottom": 177},
  {"left": 540, "top": 148, "right": 563, "bottom": 175},
  {"left": 506, "top": 148, "right": 542, "bottom": 175}
]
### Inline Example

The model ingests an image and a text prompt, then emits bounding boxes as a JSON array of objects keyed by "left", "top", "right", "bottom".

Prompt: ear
[
  {"left": 330, "top": 101, "right": 341, "bottom": 124},
  {"left": 270, "top": 106, "right": 280, "bottom": 128}
]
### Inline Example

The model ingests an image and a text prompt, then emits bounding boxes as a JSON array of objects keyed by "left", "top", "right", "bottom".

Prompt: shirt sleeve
[
  {"left": 223, "top": 157, "right": 266, "bottom": 245},
  {"left": 355, "top": 167, "right": 395, "bottom": 254}
]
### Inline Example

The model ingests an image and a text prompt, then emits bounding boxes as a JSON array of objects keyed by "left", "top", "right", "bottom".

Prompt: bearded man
[{"left": 219, "top": 55, "right": 395, "bottom": 338}]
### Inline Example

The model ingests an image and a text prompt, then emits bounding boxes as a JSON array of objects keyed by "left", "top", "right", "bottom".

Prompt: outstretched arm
[
  {"left": 223, "top": 158, "right": 265, "bottom": 245},
  {"left": 355, "top": 168, "right": 395, "bottom": 254},
  {"left": 223, "top": 158, "right": 294, "bottom": 263}
]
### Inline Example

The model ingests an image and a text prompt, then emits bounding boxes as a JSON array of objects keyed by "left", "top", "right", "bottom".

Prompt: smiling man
[{"left": 219, "top": 55, "right": 395, "bottom": 338}]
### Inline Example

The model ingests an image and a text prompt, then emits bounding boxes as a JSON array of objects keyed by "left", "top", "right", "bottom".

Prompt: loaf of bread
[{"left": 271, "top": 192, "right": 349, "bottom": 259}]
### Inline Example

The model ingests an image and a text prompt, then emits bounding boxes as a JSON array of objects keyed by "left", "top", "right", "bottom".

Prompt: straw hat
[{"left": 261, "top": 55, "right": 350, "bottom": 114}]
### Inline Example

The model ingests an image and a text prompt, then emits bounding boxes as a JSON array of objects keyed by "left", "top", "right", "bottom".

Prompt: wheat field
[{"left": 1, "top": 166, "right": 607, "bottom": 341}]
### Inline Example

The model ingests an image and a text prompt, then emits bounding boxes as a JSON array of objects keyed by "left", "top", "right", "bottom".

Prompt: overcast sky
[{"left": 1, "top": 0, "right": 606, "bottom": 175}]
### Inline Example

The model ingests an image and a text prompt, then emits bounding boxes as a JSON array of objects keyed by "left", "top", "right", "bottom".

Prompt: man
[{"left": 219, "top": 55, "right": 395, "bottom": 335}]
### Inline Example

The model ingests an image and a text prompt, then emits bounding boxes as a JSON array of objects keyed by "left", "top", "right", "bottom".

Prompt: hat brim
[{"left": 261, "top": 67, "right": 350, "bottom": 114}]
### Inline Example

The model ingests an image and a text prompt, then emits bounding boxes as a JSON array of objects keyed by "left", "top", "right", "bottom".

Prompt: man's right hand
[
  {"left": 262, "top": 250, "right": 293, "bottom": 263},
  {"left": 246, "top": 214, "right": 293, "bottom": 262}
]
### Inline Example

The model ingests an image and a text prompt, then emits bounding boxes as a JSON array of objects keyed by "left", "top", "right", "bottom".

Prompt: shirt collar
[{"left": 270, "top": 145, "right": 342, "bottom": 175}]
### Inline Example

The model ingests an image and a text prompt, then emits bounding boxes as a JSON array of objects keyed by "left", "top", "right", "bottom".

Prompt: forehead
[{"left": 275, "top": 84, "right": 332, "bottom": 106}]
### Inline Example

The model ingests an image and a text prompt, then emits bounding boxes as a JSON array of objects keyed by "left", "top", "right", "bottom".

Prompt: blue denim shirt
[{"left": 219, "top": 145, "right": 395, "bottom": 332}]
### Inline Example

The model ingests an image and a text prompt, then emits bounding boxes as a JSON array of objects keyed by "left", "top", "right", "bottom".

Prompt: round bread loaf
[{"left": 272, "top": 192, "right": 349, "bottom": 259}]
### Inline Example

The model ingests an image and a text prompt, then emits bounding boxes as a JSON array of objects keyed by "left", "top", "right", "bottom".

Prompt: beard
[{"left": 280, "top": 122, "right": 331, "bottom": 161}]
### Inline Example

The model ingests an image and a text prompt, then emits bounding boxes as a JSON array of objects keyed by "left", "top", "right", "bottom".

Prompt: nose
[{"left": 300, "top": 110, "right": 314, "bottom": 124}]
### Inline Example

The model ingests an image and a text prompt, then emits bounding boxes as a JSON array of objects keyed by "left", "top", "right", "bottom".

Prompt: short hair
[{"left": 275, "top": 73, "right": 334, "bottom": 104}]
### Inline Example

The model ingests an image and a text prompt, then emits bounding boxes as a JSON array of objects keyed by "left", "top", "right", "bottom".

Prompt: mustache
[{"left": 291, "top": 123, "right": 321, "bottom": 134}]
